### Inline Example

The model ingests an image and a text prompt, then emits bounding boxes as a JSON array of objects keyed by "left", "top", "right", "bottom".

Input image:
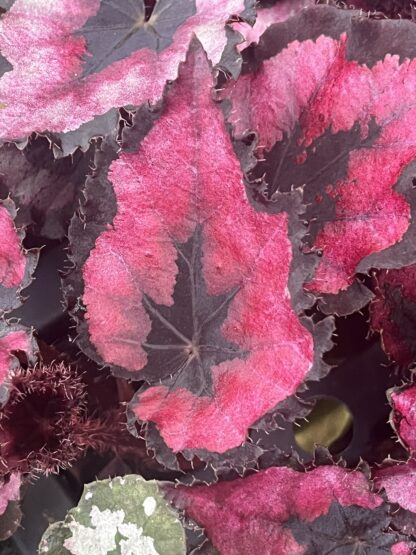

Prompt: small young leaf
[{"left": 38, "top": 475, "right": 186, "bottom": 555}]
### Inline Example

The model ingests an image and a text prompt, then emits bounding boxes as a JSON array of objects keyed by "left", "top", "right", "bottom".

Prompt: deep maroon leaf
[
  {"left": 0, "top": 321, "right": 37, "bottom": 405},
  {"left": 167, "top": 466, "right": 384, "bottom": 555},
  {"left": 0, "top": 138, "right": 92, "bottom": 239},
  {"left": 0, "top": 0, "right": 253, "bottom": 153},
  {"left": 66, "top": 40, "right": 333, "bottom": 458},
  {"left": 370, "top": 267, "right": 416, "bottom": 367},
  {"left": 223, "top": 5, "right": 416, "bottom": 310},
  {"left": 0, "top": 199, "right": 37, "bottom": 314}
]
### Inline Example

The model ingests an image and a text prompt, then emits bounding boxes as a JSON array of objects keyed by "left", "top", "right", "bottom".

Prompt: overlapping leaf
[
  {"left": 223, "top": 5, "right": 416, "bottom": 312},
  {"left": 388, "top": 384, "right": 416, "bottom": 452},
  {"left": 0, "top": 139, "right": 92, "bottom": 239},
  {"left": 66, "top": 40, "right": 333, "bottom": 459},
  {"left": 370, "top": 267, "right": 416, "bottom": 367},
  {"left": 0, "top": 0, "right": 253, "bottom": 154},
  {"left": 0, "top": 199, "right": 37, "bottom": 314},
  {"left": 167, "top": 465, "right": 403, "bottom": 555}
]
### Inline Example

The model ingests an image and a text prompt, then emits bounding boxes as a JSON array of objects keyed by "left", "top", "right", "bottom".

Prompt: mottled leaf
[
  {"left": 66, "top": 40, "right": 333, "bottom": 458},
  {"left": 38, "top": 475, "right": 186, "bottom": 555},
  {"left": 0, "top": 0, "right": 253, "bottom": 152},
  {"left": 167, "top": 465, "right": 384, "bottom": 555},
  {"left": 223, "top": 5, "right": 416, "bottom": 310}
]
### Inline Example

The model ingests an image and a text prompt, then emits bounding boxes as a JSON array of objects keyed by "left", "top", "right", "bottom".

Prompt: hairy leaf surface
[
  {"left": 223, "top": 5, "right": 416, "bottom": 309},
  {"left": 167, "top": 466, "right": 386, "bottom": 555},
  {"left": 0, "top": 0, "right": 252, "bottom": 153},
  {"left": 67, "top": 41, "right": 333, "bottom": 457}
]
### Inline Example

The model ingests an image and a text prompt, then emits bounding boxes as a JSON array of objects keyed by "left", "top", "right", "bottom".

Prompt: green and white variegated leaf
[{"left": 38, "top": 475, "right": 186, "bottom": 555}]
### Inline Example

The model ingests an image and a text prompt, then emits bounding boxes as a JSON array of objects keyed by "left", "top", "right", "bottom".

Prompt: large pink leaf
[
  {"left": 167, "top": 465, "right": 397, "bottom": 555},
  {"left": 0, "top": 199, "right": 38, "bottom": 314},
  {"left": 222, "top": 5, "right": 416, "bottom": 311},
  {"left": 65, "top": 40, "right": 333, "bottom": 460},
  {"left": 0, "top": 0, "right": 253, "bottom": 154}
]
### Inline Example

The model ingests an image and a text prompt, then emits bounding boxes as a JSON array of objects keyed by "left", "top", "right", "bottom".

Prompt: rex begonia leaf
[
  {"left": 0, "top": 139, "right": 92, "bottom": 239},
  {"left": 166, "top": 465, "right": 397, "bottom": 555},
  {"left": 0, "top": 322, "right": 37, "bottom": 405},
  {"left": 38, "top": 475, "right": 186, "bottom": 555},
  {"left": 223, "top": 5, "right": 416, "bottom": 311},
  {"left": 387, "top": 384, "right": 416, "bottom": 452},
  {"left": 375, "top": 459, "right": 416, "bottom": 515},
  {"left": 370, "top": 267, "right": 416, "bottom": 367},
  {"left": 0, "top": 198, "right": 38, "bottom": 314},
  {"left": 0, "top": 0, "right": 253, "bottom": 155},
  {"left": 65, "top": 40, "right": 333, "bottom": 459}
]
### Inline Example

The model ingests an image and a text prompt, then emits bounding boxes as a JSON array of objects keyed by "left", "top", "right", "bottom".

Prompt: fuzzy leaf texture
[
  {"left": 166, "top": 465, "right": 406, "bottom": 555},
  {"left": 66, "top": 39, "right": 335, "bottom": 458},
  {"left": 223, "top": 5, "right": 416, "bottom": 311},
  {"left": 0, "top": 0, "right": 253, "bottom": 154},
  {"left": 38, "top": 475, "right": 186, "bottom": 555}
]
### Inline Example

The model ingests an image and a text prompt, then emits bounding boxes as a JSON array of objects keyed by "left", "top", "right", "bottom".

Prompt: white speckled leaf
[{"left": 38, "top": 475, "right": 186, "bottom": 555}]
